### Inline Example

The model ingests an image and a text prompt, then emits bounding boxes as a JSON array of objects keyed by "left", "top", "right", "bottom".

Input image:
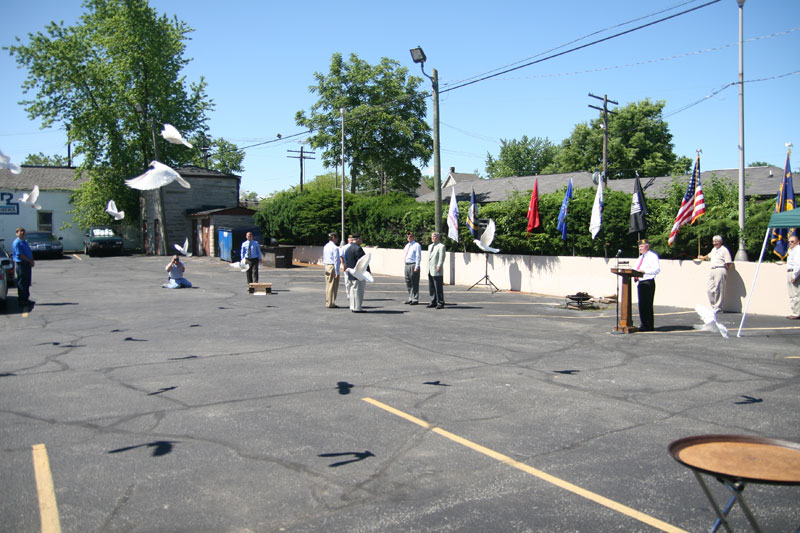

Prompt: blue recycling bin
[{"left": 218, "top": 227, "right": 233, "bottom": 261}]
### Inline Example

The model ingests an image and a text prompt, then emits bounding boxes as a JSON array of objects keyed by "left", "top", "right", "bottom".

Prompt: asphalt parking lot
[{"left": 1, "top": 254, "right": 799, "bottom": 532}]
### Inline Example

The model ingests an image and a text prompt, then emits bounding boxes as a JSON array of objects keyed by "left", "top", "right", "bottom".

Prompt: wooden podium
[{"left": 611, "top": 268, "right": 643, "bottom": 333}]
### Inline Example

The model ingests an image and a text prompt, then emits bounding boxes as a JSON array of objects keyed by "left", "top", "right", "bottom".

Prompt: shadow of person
[{"left": 723, "top": 265, "right": 746, "bottom": 313}]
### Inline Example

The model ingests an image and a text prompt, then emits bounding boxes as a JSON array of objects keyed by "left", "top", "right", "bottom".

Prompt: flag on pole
[
  {"left": 526, "top": 178, "right": 540, "bottom": 233},
  {"left": 770, "top": 147, "right": 796, "bottom": 259},
  {"left": 589, "top": 180, "right": 604, "bottom": 239},
  {"left": 467, "top": 188, "right": 479, "bottom": 237},
  {"left": 557, "top": 178, "right": 573, "bottom": 241},
  {"left": 629, "top": 175, "right": 648, "bottom": 234},
  {"left": 447, "top": 186, "right": 459, "bottom": 242},
  {"left": 668, "top": 154, "right": 706, "bottom": 246}
]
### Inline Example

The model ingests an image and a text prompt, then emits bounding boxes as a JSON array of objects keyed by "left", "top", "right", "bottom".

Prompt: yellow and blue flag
[
  {"left": 557, "top": 178, "right": 573, "bottom": 241},
  {"left": 467, "top": 188, "right": 479, "bottom": 237},
  {"left": 771, "top": 149, "right": 796, "bottom": 259}
]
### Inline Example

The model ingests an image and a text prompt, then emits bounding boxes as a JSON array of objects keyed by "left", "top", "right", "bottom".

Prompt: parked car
[
  {"left": 0, "top": 255, "right": 11, "bottom": 308},
  {"left": 0, "top": 243, "right": 14, "bottom": 288},
  {"left": 27, "top": 231, "right": 64, "bottom": 259},
  {"left": 84, "top": 226, "right": 124, "bottom": 256}
]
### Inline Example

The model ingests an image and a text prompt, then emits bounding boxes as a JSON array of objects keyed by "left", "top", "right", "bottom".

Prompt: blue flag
[
  {"left": 467, "top": 188, "right": 479, "bottom": 237},
  {"left": 771, "top": 149, "right": 796, "bottom": 259},
  {"left": 557, "top": 179, "right": 573, "bottom": 241}
]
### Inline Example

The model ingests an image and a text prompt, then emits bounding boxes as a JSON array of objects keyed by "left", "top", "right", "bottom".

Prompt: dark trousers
[
  {"left": 428, "top": 274, "right": 444, "bottom": 306},
  {"left": 246, "top": 259, "right": 259, "bottom": 284},
  {"left": 404, "top": 263, "right": 420, "bottom": 302},
  {"left": 16, "top": 262, "right": 31, "bottom": 303},
  {"left": 637, "top": 279, "right": 656, "bottom": 330}
]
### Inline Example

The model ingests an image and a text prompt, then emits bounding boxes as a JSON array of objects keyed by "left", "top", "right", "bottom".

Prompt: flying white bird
[
  {"left": 0, "top": 149, "right": 22, "bottom": 174},
  {"left": 347, "top": 252, "right": 373, "bottom": 282},
  {"left": 694, "top": 304, "right": 728, "bottom": 338},
  {"left": 20, "top": 185, "right": 42, "bottom": 210},
  {"left": 125, "top": 161, "right": 190, "bottom": 190},
  {"left": 474, "top": 218, "right": 500, "bottom": 253},
  {"left": 105, "top": 199, "right": 124, "bottom": 220},
  {"left": 174, "top": 237, "right": 192, "bottom": 256},
  {"left": 160, "top": 124, "right": 193, "bottom": 148},
  {"left": 229, "top": 258, "right": 248, "bottom": 272}
]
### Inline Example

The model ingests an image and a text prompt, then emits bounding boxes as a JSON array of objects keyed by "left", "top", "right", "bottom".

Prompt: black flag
[{"left": 629, "top": 176, "right": 648, "bottom": 233}]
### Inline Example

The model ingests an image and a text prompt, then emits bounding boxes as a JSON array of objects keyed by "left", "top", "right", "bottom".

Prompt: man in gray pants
[{"left": 402, "top": 231, "right": 421, "bottom": 305}]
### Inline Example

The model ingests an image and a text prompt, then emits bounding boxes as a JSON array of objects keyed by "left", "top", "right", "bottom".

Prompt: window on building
[{"left": 38, "top": 211, "right": 53, "bottom": 233}]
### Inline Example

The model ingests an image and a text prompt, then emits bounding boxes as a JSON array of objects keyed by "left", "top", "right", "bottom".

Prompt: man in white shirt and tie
[
  {"left": 323, "top": 232, "right": 340, "bottom": 308},
  {"left": 240, "top": 232, "right": 263, "bottom": 292},
  {"left": 634, "top": 238, "right": 660, "bottom": 332},
  {"left": 402, "top": 231, "right": 422, "bottom": 305}
]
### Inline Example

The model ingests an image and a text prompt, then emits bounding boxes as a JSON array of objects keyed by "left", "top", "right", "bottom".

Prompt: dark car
[
  {"left": 0, "top": 242, "right": 14, "bottom": 288},
  {"left": 0, "top": 254, "right": 11, "bottom": 307},
  {"left": 84, "top": 226, "right": 124, "bottom": 256},
  {"left": 27, "top": 231, "right": 63, "bottom": 259}
]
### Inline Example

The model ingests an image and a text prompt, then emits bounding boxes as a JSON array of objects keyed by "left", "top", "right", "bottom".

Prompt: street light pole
[
  {"left": 341, "top": 108, "right": 346, "bottom": 242},
  {"left": 410, "top": 47, "right": 442, "bottom": 234},
  {"left": 735, "top": 0, "right": 748, "bottom": 261}
]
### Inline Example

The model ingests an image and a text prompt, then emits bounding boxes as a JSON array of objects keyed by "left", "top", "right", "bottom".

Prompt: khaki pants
[
  {"left": 788, "top": 271, "right": 800, "bottom": 316},
  {"left": 706, "top": 267, "right": 726, "bottom": 312},
  {"left": 324, "top": 264, "right": 339, "bottom": 307}
]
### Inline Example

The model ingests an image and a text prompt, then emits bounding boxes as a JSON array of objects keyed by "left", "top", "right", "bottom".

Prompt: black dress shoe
[
  {"left": 409, "top": 301, "right": 418, "bottom": 306},
  {"left": 351, "top": 310, "right": 366, "bottom": 313},
  {"left": 426, "top": 303, "right": 436, "bottom": 308},
  {"left": 436, "top": 305, "right": 444, "bottom": 309},
  {"left": 404, "top": 300, "right": 412, "bottom": 304}
]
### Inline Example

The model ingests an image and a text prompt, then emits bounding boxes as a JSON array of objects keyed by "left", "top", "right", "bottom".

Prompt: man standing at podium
[{"left": 634, "top": 239, "right": 660, "bottom": 332}]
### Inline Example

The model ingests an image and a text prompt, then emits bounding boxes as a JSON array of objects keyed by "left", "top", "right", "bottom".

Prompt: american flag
[{"left": 668, "top": 154, "right": 705, "bottom": 246}]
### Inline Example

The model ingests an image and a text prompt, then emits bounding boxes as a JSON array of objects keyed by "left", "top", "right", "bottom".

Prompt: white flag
[
  {"left": 589, "top": 181, "right": 604, "bottom": 239},
  {"left": 447, "top": 186, "right": 459, "bottom": 242}
]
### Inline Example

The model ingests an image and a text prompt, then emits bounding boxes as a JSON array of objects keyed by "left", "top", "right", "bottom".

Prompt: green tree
[
  {"left": 6, "top": 0, "right": 213, "bottom": 230},
  {"left": 190, "top": 136, "right": 244, "bottom": 175},
  {"left": 748, "top": 161, "right": 772, "bottom": 167},
  {"left": 544, "top": 99, "right": 689, "bottom": 179},
  {"left": 22, "top": 152, "right": 69, "bottom": 166},
  {"left": 295, "top": 53, "right": 433, "bottom": 195},
  {"left": 485, "top": 136, "right": 557, "bottom": 178}
]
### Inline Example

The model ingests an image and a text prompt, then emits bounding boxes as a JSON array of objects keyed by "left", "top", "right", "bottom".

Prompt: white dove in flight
[
  {"left": 160, "top": 124, "right": 193, "bottom": 148},
  {"left": 0, "top": 149, "right": 22, "bottom": 174},
  {"left": 347, "top": 252, "right": 373, "bottom": 282},
  {"left": 105, "top": 199, "right": 125, "bottom": 220},
  {"left": 20, "top": 185, "right": 42, "bottom": 210},
  {"left": 474, "top": 218, "right": 500, "bottom": 253},
  {"left": 125, "top": 161, "right": 190, "bottom": 190},
  {"left": 174, "top": 237, "right": 192, "bottom": 256},
  {"left": 229, "top": 258, "right": 248, "bottom": 272},
  {"left": 694, "top": 304, "right": 728, "bottom": 338}
]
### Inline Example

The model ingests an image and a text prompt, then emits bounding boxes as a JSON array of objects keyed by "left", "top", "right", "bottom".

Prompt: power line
[{"left": 439, "top": 0, "right": 722, "bottom": 94}]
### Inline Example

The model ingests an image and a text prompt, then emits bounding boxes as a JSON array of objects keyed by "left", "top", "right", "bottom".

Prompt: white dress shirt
[
  {"left": 635, "top": 250, "right": 660, "bottom": 281},
  {"left": 323, "top": 240, "right": 340, "bottom": 275},
  {"left": 403, "top": 240, "right": 422, "bottom": 269}
]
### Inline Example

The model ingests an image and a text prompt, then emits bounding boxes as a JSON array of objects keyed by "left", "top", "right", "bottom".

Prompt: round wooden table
[{"left": 669, "top": 434, "right": 800, "bottom": 532}]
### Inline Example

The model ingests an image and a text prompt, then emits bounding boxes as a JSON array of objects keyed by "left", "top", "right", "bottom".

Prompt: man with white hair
[{"left": 699, "top": 235, "right": 732, "bottom": 313}]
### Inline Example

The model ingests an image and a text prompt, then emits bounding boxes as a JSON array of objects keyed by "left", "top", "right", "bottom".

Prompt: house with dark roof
[
  {"left": 0, "top": 166, "right": 89, "bottom": 251},
  {"left": 1, "top": 165, "right": 251, "bottom": 256},
  {"left": 417, "top": 166, "right": 785, "bottom": 204},
  {"left": 441, "top": 167, "right": 479, "bottom": 190}
]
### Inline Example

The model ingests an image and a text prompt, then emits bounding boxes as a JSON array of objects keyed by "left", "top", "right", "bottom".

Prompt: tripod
[{"left": 468, "top": 253, "right": 500, "bottom": 293}]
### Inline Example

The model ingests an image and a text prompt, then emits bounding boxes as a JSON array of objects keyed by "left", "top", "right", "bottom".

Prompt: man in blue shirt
[
  {"left": 12, "top": 227, "right": 35, "bottom": 308},
  {"left": 240, "top": 232, "right": 262, "bottom": 292},
  {"left": 402, "top": 231, "right": 422, "bottom": 305}
]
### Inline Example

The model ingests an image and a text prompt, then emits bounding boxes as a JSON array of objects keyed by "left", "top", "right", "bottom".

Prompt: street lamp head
[
  {"left": 409, "top": 47, "right": 426, "bottom": 64},
  {"left": 736, "top": 0, "right": 745, "bottom": 7}
]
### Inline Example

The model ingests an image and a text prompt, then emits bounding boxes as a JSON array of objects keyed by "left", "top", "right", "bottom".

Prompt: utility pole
[
  {"left": 588, "top": 93, "right": 618, "bottom": 184},
  {"left": 287, "top": 145, "right": 315, "bottom": 192},
  {"left": 200, "top": 133, "right": 210, "bottom": 169}
]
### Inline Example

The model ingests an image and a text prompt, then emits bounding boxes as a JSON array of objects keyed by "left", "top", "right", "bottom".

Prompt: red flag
[{"left": 526, "top": 178, "right": 540, "bottom": 233}]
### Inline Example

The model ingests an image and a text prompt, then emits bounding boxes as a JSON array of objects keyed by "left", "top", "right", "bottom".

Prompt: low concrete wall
[{"left": 292, "top": 245, "right": 788, "bottom": 317}]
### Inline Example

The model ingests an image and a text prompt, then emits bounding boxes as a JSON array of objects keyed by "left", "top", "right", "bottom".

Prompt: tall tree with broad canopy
[
  {"left": 295, "top": 53, "right": 433, "bottom": 195},
  {"left": 543, "top": 99, "right": 691, "bottom": 179},
  {"left": 485, "top": 135, "right": 557, "bottom": 178},
  {"left": 5, "top": 0, "right": 224, "bottom": 230}
]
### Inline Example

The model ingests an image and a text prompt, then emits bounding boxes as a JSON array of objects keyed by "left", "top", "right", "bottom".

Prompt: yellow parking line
[
  {"left": 32, "top": 444, "right": 61, "bottom": 533},
  {"left": 363, "top": 397, "right": 686, "bottom": 533}
]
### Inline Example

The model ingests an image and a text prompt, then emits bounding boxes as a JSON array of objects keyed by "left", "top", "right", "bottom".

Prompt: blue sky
[{"left": 2, "top": 0, "right": 799, "bottom": 197}]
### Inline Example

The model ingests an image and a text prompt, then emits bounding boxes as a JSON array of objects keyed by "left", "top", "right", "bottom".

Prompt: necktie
[
  {"left": 635, "top": 254, "right": 644, "bottom": 275},
  {"left": 404, "top": 244, "right": 410, "bottom": 263}
]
